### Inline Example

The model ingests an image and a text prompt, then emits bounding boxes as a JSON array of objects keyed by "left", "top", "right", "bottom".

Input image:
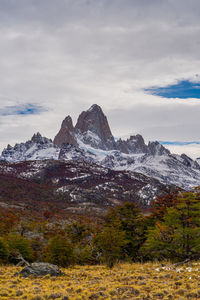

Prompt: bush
[
  {"left": 75, "top": 245, "right": 96, "bottom": 265},
  {"left": 7, "top": 234, "right": 33, "bottom": 263},
  {"left": 0, "top": 238, "right": 9, "bottom": 263},
  {"left": 44, "top": 235, "right": 74, "bottom": 267}
]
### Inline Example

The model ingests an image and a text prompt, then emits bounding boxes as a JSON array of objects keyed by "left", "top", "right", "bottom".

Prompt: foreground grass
[{"left": 0, "top": 262, "right": 200, "bottom": 299}]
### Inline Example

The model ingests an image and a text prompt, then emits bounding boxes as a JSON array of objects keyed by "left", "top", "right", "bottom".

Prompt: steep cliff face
[
  {"left": 53, "top": 116, "right": 77, "bottom": 147},
  {"left": 75, "top": 104, "right": 116, "bottom": 150}
]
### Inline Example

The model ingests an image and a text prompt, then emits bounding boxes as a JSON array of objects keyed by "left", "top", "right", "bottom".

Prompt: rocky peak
[
  {"left": 75, "top": 104, "right": 116, "bottom": 150},
  {"left": 127, "top": 135, "right": 148, "bottom": 153},
  {"left": 6, "top": 144, "right": 12, "bottom": 150},
  {"left": 116, "top": 138, "right": 129, "bottom": 154},
  {"left": 53, "top": 115, "right": 77, "bottom": 147},
  {"left": 61, "top": 116, "right": 74, "bottom": 131},
  {"left": 148, "top": 141, "right": 170, "bottom": 156},
  {"left": 88, "top": 104, "right": 103, "bottom": 113},
  {"left": 181, "top": 153, "right": 200, "bottom": 169},
  {"left": 116, "top": 134, "right": 148, "bottom": 154},
  {"left": 31, "top": 132, "right": 50, "bottom": 144},
  {"left": 31, "top": 132, "right": 42, "bottom": 142},
  {"left": 0, "top": 133, "right": 59, "bottom": 162}
]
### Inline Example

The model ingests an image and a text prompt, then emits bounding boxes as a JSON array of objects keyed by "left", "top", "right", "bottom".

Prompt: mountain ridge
[{"left": 1, "top": 104, "right": 200, "bottom": 189}]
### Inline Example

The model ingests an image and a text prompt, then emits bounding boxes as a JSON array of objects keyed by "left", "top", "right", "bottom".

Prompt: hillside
[{"left": 0, "top": 159, "right": 178, "bottom": 218}]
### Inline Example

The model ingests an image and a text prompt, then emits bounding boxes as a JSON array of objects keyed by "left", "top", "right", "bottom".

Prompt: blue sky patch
[
  {"left": 160, "top": 141, "right": 200, "bottom": 146},
  {"left": 0, "top": 103, "right": 46, "bottom": 116},
  {"left": 145, "top": 80, "right": 200, "bottom": 99}
]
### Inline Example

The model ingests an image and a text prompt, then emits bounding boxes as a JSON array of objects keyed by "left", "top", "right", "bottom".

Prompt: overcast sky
[{"left": 0, "top": 0, "right": 200, "bottom": 158}]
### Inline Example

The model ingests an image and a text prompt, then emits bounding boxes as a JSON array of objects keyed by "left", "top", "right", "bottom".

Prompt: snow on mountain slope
[
  {"left": 0, "top": 159, "right": 178, "bottom": 209},
  {"left": 1, "top": 104, "right": 200, "bottom": 190},
  {"left": 0, "top": 133, "right": 59, "bottom": 162},
  {"left": 56, "top": 140, "right": 200, "bottom": 189},
  {"left": 1, "top": 134, "right": 200, "bottom": 189},
  {"left": 102, "top": 151, "right": 200, "bottom": 189}
]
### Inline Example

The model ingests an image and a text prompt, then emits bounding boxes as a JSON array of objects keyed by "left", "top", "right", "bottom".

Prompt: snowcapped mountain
[
  {"left": 1, "top": 104, "right": 200, "bottom": 189},
  {"left": 1, "top": 133, "right": 59, "bottom": 162}
]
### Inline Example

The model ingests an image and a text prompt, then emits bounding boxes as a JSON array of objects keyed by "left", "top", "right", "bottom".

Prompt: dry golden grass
[{"left": 0, "top": 262, "right": 200, "bottom": 299}]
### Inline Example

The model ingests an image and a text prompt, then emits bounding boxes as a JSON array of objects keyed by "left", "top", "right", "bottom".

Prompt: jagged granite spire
[
  {"left": 53, "top": 116, "right": 77, "bottom": 147},
  {"left": 75, "top": 104, "right": 116, "bottom": 150}
]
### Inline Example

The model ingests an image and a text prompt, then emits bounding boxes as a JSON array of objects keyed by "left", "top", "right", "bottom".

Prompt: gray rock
[
  {"left": 54, "top": 116, "right": 77, "bottom": 147},
  {"left": 75, "top": 104, "right": 116, "bottom": 150},
  {"left": 117, "top": 134, "right": 148, "bottom": 154},
  {"left": 147, "top": 141, "right": 170, "bottom": 156},
  {"left": 17, "top": 262, "right": 62, "bottom": 277}
]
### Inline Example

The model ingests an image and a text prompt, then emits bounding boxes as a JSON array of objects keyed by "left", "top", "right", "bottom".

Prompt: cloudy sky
[{"left": 0, "top": 0, "right": 200, "bottom": 158}]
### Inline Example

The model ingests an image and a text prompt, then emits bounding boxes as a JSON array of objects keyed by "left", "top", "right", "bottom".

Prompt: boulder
[{"left": 17, "top": 262, "right": 62, "bottom": 277}]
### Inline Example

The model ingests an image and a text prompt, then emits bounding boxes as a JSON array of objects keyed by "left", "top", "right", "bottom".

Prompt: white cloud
[
  {"left": 164, "top": 144, "right": 200, "bottom": 160},
  {"left": 0, "top": 0, "right": 200, "bottom": 158}
]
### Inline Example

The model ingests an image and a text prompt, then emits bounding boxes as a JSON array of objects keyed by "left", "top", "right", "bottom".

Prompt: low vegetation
[
  {"left": 0, "top": 190, "right": 200, "bottom": 298},
  {"left": 1, "top": 261, "right": 200, "bottom": 299}
]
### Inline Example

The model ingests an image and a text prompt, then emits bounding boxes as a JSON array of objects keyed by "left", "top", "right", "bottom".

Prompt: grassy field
[{"left": 0, "top": 262, "right": 200, "bottom": 299}]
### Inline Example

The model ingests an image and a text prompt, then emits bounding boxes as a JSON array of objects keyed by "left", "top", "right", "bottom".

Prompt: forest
[{"left": 0, "top": 189, "right": 200, "bottom": 269}]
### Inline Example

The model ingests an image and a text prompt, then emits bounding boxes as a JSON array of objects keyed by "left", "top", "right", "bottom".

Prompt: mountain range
[{"left": 1, "top": 104, "right": 200, "bottom": 193}]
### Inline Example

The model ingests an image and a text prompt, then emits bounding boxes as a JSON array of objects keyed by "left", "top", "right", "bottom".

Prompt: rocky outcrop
[
  {"left": 59, "top": 143, "right": 90, "bottom": 161},
  {"left": 75, "top": 104, "right": 116, "bottom": 150},
  {"left": 31, "top": 132, "right": 50, "bottom": 144},
  {"left": 181, "top": 153, "right": 200, "bottom": 169},
  {"left": 17, "top": 262, "right": 62, "bottom": 277},
  {"left": 147, "top": 141, "right": 170, "bottom": 156},
  {"left": 117, "top": 135, "right": 148, "bottom": 154},
  {"left": 54, "top": 116, "right": 77, "bottom": 147},
  {"left": 0, "top": 132, "right": 59, "bottom": 162}
]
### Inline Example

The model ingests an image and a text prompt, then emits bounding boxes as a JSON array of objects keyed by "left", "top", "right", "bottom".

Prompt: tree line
[{"left": 0, "top": 189, "right": 200, "bottom": 268}]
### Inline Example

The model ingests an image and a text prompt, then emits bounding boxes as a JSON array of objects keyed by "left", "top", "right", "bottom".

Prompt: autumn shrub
[
  {"left": 75, "top": 244, "right": 96, "bottom": 265},
  {"left": 65, "top": 221, "right": 93, "bottom": 244},
  {"left": 44, "top": 235, "right": 75, "bottom": 267},
  {"left": 0, "top": 238, "right": 9, "bottom": 263},
  {"left": 7, "top": 234, "right": 33, "bottom": 263},
  {"left": 0, "top": 210, "right": 19, "bottom": 235}
]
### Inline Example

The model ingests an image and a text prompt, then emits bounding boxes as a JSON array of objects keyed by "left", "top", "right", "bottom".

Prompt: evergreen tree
[
  {"left": 145, "top": 191, "right": 200, "bottom": 260},
  {"left": 104, "top": 202, "right": 146, "bottom": 260},
  {"left": 44, "top": 235, "right": 74, "bottom": 267},
  {"left": 94, "top": 226, "right": 127, "bottom": 268}
]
